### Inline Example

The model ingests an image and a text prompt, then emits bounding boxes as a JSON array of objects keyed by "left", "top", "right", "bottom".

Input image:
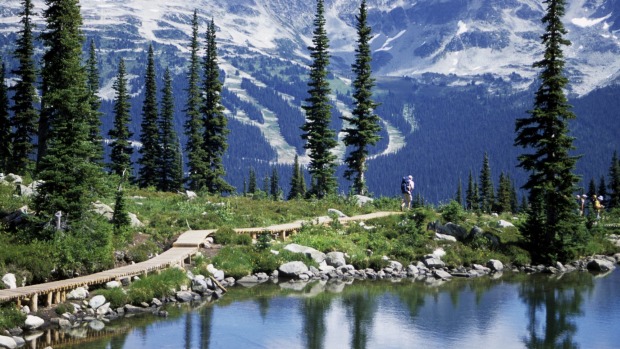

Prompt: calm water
[{"left": 50, "top": 269, "right": 619, "bottom": 349}]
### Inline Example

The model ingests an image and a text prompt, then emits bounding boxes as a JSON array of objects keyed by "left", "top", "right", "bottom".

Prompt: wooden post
[
  {"left": 46, "top": 293, "right": 53, "bottom": 307},
  {"left": 16, "top": 298, "right": 21, "bottom": 308},
  {"left": 61, "top": 290, "right": 66, "bottom": 302},
  {"left": 29, "top": 293, "right": 38, "bottom": 313},
  {"left": 54, "top": 291, "right": 61, "bottom": 304}
]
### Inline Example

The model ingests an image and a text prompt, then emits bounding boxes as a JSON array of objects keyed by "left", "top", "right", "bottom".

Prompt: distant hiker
[
  {"left": 578, "top": 194, "right": 586, "bottom": 216},
  {"left": 592, "top": 195, "right": 603, "bottom": 220},
  {"left": 400, "top": 175, "right": 415, "bottom": 211}
]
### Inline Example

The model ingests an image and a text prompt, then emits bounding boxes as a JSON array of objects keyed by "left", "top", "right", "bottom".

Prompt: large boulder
[
  {"left": 423, "top": 256, "right": 445, "bottom": 269},
  {"left": 128, "top": 213, "right": 144, "bottom": 227},
  {"left": 497, "top": 220, "right": 515, "bottom": 228},
  {"left": 2, "top": 274, "right": 17, "bottom": 289},
  {"left": 587, "top": 259, "right": 616, "bottom": 272},
  {"left": 325, "top": 252, "right": 346, "bottom": 268},
  {"left": 89, "top": 295, "right": 106, "bottom": 310},
  {"left": 24, "top": 315, "right": 45, "bottom": 330},
  {"left": 278, "top": 261, "right": 309, "bottom": 277},
  {"left": 92, "top": 201, "right": 114, "bottom": 220},
  {"left": 0, "top": 336, "right": 17, "bottom": 349},
  {"left": 67, "top": 287, "right": 89, "bottom": 300},
  {"left": 284, "top": 244, "right": 326, "bottom": 264},
  {"left": 327, "top": 208, "right": 347, "bottom": 218},
  {"left": 487, "top": 259, "right": 504, "bottom": 272},
  {"left": 353, "top": 195, "right": 374, "bottom": 206}
]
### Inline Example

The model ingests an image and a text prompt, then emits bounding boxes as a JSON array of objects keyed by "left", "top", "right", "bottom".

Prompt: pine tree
[
  {"left": 587, "top": 178, "right": 596, "bottom": 199},
  {"left": 472, "top": 182, "right": 480, "bottom": 212},
  {"left": 201, "top": 19, "right": 233, "bottom": 194},
  {"left": 137, "top": 44, "right": 160, "bottom": 188},
  {"left": 0, "top": 60, "right": 10, "bottom": 173},
  {"left": 301, "top": 0, "right": 337, "bottom": 199},
  {"left": 598, "top": 176, "right": 607, "bottom": 201},
  {"left": 248, "top": 167, "right": 257, "bottom": 194},
  {"left": 496, "top": 172, "right": 512, "bottom": 213},
  {"left": 10, "top": 0, "right": 38, "bottom": 174},
  {"left": 514, "top": 0, "right": 585, "bottom": 263},
  {"left": 184, "top": 10, "right": 208, "bottom": 191},
  {"left": 158, "top": 68, "right": 183, "bottom": 192},
  {"left": 342, "top": 0, "right": 381, "bottom": 195},
  {"left": 510, "top": 180, "right": 519, "bottom": 213},
  {"left": 108, "top": 58, "right": 133, "bottom": 177},
  {"left": 466, "top": 170, "right": 475, "bottom": 210},
  {"left": 86, "top": 39, "right": 104, "bottom": 166},
  {"left": 298, "top": 163, "right": 307, "bottom": 198},
  {"left": 608, "top": 151, "right": 620, "bottom": 209},
  {"left": 112, "top": 170, "right": 130, "bottom": 236},
  {"left": 455, "top": 178, "right": 463, "bottom": 208},
  {"left": 479, "top": 152, "right": 495, "bottom": 213},
  {"left": 35, "top": 0, "right": 102, "bottom": 220},
  {"left": 288, "top": 155, "right": 302, "bottom": 200},
  {"left": 270, "top": 166, "right": 280, "bottom": 200}
]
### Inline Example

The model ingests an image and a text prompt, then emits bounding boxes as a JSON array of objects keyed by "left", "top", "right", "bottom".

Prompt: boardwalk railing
[{"left": 0, "top": 211, "right": 401, "bottom": 309}]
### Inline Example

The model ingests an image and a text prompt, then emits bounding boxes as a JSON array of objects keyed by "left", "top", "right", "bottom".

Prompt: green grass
[{"left": 0, "top": 304, "right": 26, "bottom": 331}]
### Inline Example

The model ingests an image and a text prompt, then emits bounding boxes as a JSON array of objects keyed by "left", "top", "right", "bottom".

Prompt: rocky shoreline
[{"left": 2, "top": 240, "right": 619, "bottom": 349}]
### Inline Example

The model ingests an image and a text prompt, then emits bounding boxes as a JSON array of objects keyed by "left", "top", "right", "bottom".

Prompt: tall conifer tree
[
  {"left": 342, "top": 0, "right": 381, "bottom": 195},
  {"left": 0, "top": 60, "right": 9, "bottom": 173},
  {"left": 514, "top": 0, "right": 585, "bottom": 263},
  {"left": 184, "top": 10, "right": 208, "bottom": 191},
  {"left": 288, "top": 154, "right": 302, "bottom": 200},
  {"left": 108, "top": 58, "right": 133, "bottom": 177},
  {"left": 35, "top": 0, "right": 101, "bottom": 220},
  {"left": 270, "top": 166, "right": 280, "bottom": 200},
  {"left": 86, "top": 39, "right": 104, "bottom": 166},
  {"left": 301, "top": 0, "right": 337, "bottom": 199},
  {"left": 248, "top": 167, "right": 257, "bottom": 194},
  {"left": 465, "top": 170, "right": 475, "bottom": 210},
  {"left": 10, "top": 0, "right": 38, "bottom": 174},
  {"left": 479, "top": 152, "right": 494, "bottom": 213},
  {"left": 158, "top": 68, "right": 183, "bottom": 192},
  {"left": 201, "top": 19, "right": 233, "bottom": 194},
  {"left": 138, "top": 44, "right": 160, "bottom": 188}
]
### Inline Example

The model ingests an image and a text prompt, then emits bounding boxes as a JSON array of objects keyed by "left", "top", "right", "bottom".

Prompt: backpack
[{"left": 401, "top": 177, "right": 409, "bottom": 194}]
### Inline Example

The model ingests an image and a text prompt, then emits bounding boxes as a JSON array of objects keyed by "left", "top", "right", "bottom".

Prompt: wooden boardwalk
[{"left": 0, "top": 211, "right": 401, "bottom": 309}]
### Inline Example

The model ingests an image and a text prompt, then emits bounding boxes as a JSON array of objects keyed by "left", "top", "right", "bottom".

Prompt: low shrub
[
  {"left": 94, "top": 287, "right": 129, "bottom": 308},
  {"left": 55, "top": 302, "right": 74, "bottom": 315},
  {"left": 0, "top": 305, "right": 26, "bottom": 331},
  {"left": 127, "top": 268, "right": 188, "bottom": 304}
]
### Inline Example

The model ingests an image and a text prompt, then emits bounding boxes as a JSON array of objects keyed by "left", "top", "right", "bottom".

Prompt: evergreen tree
[
  {"left": 288, "top": 154, "right": 302, "bottom": 200},
  {"left": 10, "top": 0, "right": 38, "bottom": 174},
  {"left": 598, "top": 176, "right": 607, "bottom": 201},
  {"left": 0, "top": 60, "right": 10, "bottom": 173},
  {"left": 158, "top": 68, "right": 183, "bottom": 192},
  {"left": 86, "top": 39, "right": 104, "bottom": 166},
  {"left": 342, "top": 0, "right": 381, "bottom": 195},
  {"left": 479, "top": 152, "right": 495, "bottom": 213},
  {"left": 472, "top": 182, "right": 480, "bottom": 212},
  {"left": 248, "top": 167, "right": 257, "bottom": 194},
  {"left": 138, "top": 44, "right": 160, "bottom": 188},
  {"left": 301, "top": 0, "right": 337, "bottom": 199},
  {"left": 587, "top": 178, "right": 596, "bottom": 199},
  {"left": 270, "top": 166, "right": 280, "bottom": 200},
  {"left": 108, "top": 58, "right": 133, "bottom": 177},
  {"left": 262, "top": 175, "right": 269, "bottom": 194},
  {"left": 184, "top": 10, "right": 208, "bottom": 191},
  {"left": 112, "top": 170, "right": 130, "bottom": 236},
  {"left": 496, "top": 172, "right": 512, "bottom": 213},
  {"left": 608, "top": 151, "right": 620, "bottom": 209},
  {"left": 514, "top": 0, "right": 585, "bottom": 263},
  {"left": 466, "top": 170, "right": 475, "bottom": 210},
  {"left": 201, "top": 19, "right": 233, "bottom": 194},
  {"left": 35, "top": 0, "right": 101, "bottom": 220},
  {"left": 298, "top": 163, "right": 307, "bottom": 198},
  {"left": 510, "top": 180, "right": 519, "bottom": 213}
]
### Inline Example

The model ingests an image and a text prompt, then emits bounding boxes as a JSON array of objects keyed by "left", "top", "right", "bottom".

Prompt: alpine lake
[{"left": 27, "top": 268, "right": 620, "bottom": 349}]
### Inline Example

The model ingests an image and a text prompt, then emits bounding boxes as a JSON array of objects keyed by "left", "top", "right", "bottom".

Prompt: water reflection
[{"left": 45, "top": 270, "right": 619, "bottom": 349}]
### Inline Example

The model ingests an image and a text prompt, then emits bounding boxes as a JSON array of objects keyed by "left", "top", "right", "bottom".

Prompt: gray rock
[
  {"left": 175, "top": 291, "right": 194, "bottom": 303},
  {"left": 92, "top": 201, "right": 114, "bottom": 220},
  {"left": 67, "top": 287, "right": 89, "bottom": 300},
  {"left": 0, "top": 336, "right": 17, "bottom": 349},
  {"left": 191, "top": 278, "right": 209, "bottom": 293},
  {"left": 20, "top": 306, "right": 30, "bottom": 314},
  {"left": 1, "top": 274, "right": 16, "bottom": 289},
  {"left": 487, "top": 259, "right": 504, "bottom": 272},
  {"left": 237, "top": 275, "right": 260, "bottom": 284},
  {"left": 284, "top": 244, "right": 326, "bottom": 264},
  {"left": 50, "top": 318, "right": 72, "bottom": 328},
  {"left": 325, "top": 252, "right": 346, "bottom": 268},
  {"left": 406, "top": 265, "right": 420, "bottom": 276},
  {"left": 278, "top": 261, "right": 309, "bottom": 277},
  {"left": 327, "top": 208, "right": 347, "bottom": 218},
  {"left": 434, "top": 233, "right": 457, "bottom": 242},
  {"left": 96, "top": 303, "right": 111, "bottom": 316},
  {"left": 353, "top": 195, "right": 374, "bottom": 206},
  {"left": 24, "top": 315, "right": 44, "bottom": 330},
  {"left": 497, "top": 220, "right": 515, "bottom": 228},
  {"left": 89, "top": 295, "right": 106, "bottom": 309},
  {"left": 423, "top": 257, "right": 445, "bottom": 268},
  {"left": 587, "top": 259, "right": 616, "bottom": 272},
  {"left": 434, "top": 269, "right": 453, "bottom": 280},
  {"left": 11, "top": 336, "right": 24, "bottom": 348},
  {"left": 105, "top": 281, "right": 121, "bottom": 289},
  {"left": 128, "top": 213, "right": 144, "bottom": 227},
  {"left": 124, "top": 305, "right": 151, "bottom": 314},
  {"left": 389, "top": 260, "right": 403, "bottom": 272}
]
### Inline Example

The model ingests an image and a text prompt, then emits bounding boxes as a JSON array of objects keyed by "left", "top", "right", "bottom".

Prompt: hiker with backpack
[{"left": 400, "top": 175, "right": 415, "bottom": 211}]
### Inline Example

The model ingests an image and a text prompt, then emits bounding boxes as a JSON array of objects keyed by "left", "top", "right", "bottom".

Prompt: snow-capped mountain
[
  {"left": 1, "top": 0, "right": 619, "bottom": 96},
  {"left": 1, "top": 0, "right": 619, "bottom": 200}
]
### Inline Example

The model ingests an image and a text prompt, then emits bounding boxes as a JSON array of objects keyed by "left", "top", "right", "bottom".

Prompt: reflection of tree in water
[
  {"left": 342, "top": 288, "right": 378, "bottom": 349},
  {"left": 519, "top": 273, "right": 594, "bottom": 349},
  {"left": 256, "top": 296, "right": 270, "bottom": 321},
  {"left": 184, "top": 312, "right": 192, "bottom": 349},
  {"left": 200, "top": 305, "right": 214, "bottom": 349},
  {"left": 301, "top": 293, "right": 332, "bottom": 349}
]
